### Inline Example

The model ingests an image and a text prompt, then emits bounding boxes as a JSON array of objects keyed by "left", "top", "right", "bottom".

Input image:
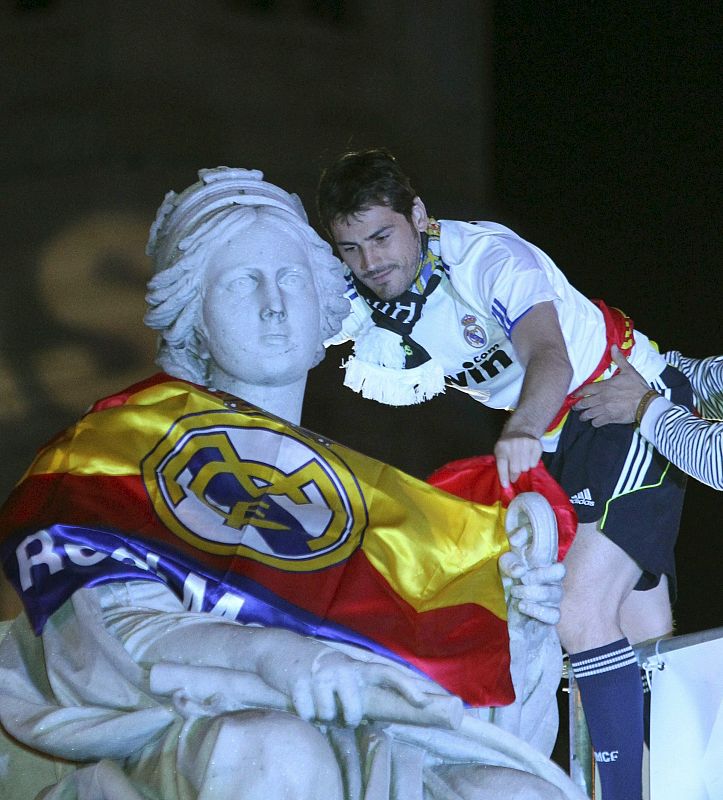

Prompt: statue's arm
[
  {"left": 91, "top": 580, "right": 448, "bottom": 728},
  {"left": 491, "top": 493, "right": 565, "bottom": 755}
]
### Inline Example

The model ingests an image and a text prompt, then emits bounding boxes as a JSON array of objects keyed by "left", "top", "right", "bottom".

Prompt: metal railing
[{"left": 566, "top": 625, "right": 723, "bottom": 799}]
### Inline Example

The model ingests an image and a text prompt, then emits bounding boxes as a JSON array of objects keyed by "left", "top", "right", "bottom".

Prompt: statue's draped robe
[{"left": 0, "top": 579, "right": 583, "bottom": 799}]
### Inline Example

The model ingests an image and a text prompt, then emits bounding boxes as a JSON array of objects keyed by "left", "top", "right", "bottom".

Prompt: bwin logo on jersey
[{"left": 142, "top": 411, "right": 367, "bottom": 571}]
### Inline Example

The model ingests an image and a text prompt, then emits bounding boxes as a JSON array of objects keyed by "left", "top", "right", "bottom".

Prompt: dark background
[
  {"left": 491, "top": 5, "right": 722, "bottom": 640},
  {"left": 0, "top": 0, "right": 720, "bottom": 760}
]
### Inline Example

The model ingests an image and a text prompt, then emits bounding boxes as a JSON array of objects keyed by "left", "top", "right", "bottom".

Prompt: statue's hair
[{"left": 144, "top": 168, "right": 349, "bottom": 385}]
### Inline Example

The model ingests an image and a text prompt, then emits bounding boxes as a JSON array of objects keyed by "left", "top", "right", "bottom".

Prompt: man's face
[
  {"left": 330, "top": 198, "right": 428, "bottom": 301},
  {"left": 201, "top": 217, "right": 320, "bottom": 391}
]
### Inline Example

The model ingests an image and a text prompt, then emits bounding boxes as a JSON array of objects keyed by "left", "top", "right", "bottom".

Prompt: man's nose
[{"left": 359, "top": 244, "right": 381, "bottom": 273}]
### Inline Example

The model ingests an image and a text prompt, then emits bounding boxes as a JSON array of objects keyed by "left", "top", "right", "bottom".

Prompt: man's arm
[
  {"left": 574, "top": 347, "right": 723, "bottom": 426},
  {"left": 649, "top": 404, "right": 723, "bottom": 490},
  {"left": 574, "top": 346, "right": 723, "bottom": 490},
  {"left": 665, "top": 351, "right": 723, "bottom": 419},
  {"left": 494, "top": 301, "right": 573, "bottom": 488}
]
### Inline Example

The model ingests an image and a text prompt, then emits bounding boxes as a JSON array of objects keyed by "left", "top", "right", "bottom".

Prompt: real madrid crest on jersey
[
  {"left": 142, "top": 409, "right": 368, "bottom": 571},
  {"left": 461, "top": 314, "right": 487, "bottom": 348}
]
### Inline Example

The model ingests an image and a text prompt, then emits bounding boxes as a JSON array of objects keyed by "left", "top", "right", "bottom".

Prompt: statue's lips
[{"left": 259, "top": 333, "right": 294, "bottom": 350}]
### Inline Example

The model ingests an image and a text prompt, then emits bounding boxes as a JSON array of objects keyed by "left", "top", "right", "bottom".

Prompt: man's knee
[
  {"left": 556, "top": 578, "right": 624, "bottom": 651},
  {"left": 557, "top": 523, "right": 643, "bottom": 651},
  {"left": 620, "top": 576, "right": 673, "bottom": 645}
]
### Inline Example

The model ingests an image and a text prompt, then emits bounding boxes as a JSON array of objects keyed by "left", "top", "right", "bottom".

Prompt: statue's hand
[
  {"left": 296, "top": 650, "right": 436, "bottom": 727},
  {"left": 499, "top": 550, "right": 565, "bottom": 625},
  {"left": 261, "top": 641, "right": 435, "bottom": 727}
]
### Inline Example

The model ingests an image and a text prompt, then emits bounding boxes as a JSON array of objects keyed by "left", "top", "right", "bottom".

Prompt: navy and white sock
[
  {"left": 641, "top": 667, "right": 651, "bottom": 748},
  {"left": 570, "top": 638, "right": 643, "bottom": 800}
]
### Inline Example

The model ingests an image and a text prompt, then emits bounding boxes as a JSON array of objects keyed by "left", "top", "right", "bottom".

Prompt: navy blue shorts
[{"left": 542, "top": 364, "right": 694, "bottom": 597}]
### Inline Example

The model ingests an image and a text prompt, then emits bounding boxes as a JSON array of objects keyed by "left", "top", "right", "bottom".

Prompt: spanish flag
[{"left": 0, "top": 375, "right": 574, "bottom": 707}]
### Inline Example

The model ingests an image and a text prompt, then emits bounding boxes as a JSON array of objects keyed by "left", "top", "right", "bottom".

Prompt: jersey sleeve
[
  {"left": 442, "top": 221, "right": 560, "bottom": 340},
  {"left": 480, "top": 254, "right": 560, "bottom": 339},
  {"left": 473, "top": 236, "right": 562, "bottom": 339},
  {"left": 652, "top": 405, "right": 723, "bottom": 490}
]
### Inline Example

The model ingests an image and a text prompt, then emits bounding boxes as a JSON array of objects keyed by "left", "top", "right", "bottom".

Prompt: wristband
[{"left": 635, "top": 389, "right": 659, "bottom": 426}]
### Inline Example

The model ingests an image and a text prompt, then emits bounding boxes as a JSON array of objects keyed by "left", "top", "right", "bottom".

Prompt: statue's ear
[{"left": 195, "top": 321, "right": 211, "bottom": 360}]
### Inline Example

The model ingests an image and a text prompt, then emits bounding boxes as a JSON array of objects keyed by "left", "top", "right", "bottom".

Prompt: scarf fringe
[
  {"left": 343, "top": 357, "right": 446, "bottom": 406},
  {"left": 354, "top": 325, "right": 406, "bottom": 369}
]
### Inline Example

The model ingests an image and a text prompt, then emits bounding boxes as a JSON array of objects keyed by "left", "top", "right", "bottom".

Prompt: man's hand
[
  {"left": 494, "top": 431, "right": 543, "bottom": 489},
  {"left": 574, "top": 345, "right": 655, "bottom": 426}
]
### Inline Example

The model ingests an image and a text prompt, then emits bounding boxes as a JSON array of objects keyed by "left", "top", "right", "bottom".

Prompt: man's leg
[
  {"left": 620, "top": 576, "right": 673, "bottom": 645},
  {"left": 620, "top": 575, "right": 674, "bottom": 746},
  {"left": 558, "top": 522, "right": 645, "bottom": 800}
]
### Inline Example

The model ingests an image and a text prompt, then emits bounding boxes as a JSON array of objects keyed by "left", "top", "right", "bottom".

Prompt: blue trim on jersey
[
  {"left": 507, "top": 305, "right": 536, "bottom": 336},
  {"left": 491, "top": 299, "right": 513, "bottom": 337}
]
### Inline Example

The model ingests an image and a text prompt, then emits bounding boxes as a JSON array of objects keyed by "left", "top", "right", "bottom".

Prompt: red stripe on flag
[
  {"left": 427, "top": 455, "right": 577, "bottom": 560},
  {"left": 89, "top": 373, "right": 180, "bottom": 412},
  {"left": 317, "top": 548, "right": 512, "bottom": 705}
]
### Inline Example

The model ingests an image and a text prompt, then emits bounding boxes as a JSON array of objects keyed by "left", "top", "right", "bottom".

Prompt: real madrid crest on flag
[{"left": 143, "top": 407, "right": 368, "bottom": 569}]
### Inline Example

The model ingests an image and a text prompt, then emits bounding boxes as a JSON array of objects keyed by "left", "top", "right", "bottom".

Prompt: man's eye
[
  {"left": 341, "top": 245, "right": 356, "bottom": 253},
  {"left": 375, "top": 234, "right": 389, "bottom": 243}
]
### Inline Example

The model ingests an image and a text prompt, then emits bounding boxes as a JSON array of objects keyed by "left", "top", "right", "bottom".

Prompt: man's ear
[{"left": 410, "top": 197, "right": 429, "bottom": 232}]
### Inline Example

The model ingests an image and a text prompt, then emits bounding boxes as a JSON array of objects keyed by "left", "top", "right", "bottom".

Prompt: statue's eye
[
  {"left": 278, "top": 270, "right": 308, "bottom": 288},
  {"left": 226, "top": 274, "right": 257, "bottom": 293}
]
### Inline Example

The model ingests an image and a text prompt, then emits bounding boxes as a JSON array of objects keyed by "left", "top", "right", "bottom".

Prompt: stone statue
[{"left": 0, "top": 168, "right": 584, "bottom": 799}]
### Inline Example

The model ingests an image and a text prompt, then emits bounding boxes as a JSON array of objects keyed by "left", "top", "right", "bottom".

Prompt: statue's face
[{"left": 201, "top": 217, "right": 321, "bottom": 391}]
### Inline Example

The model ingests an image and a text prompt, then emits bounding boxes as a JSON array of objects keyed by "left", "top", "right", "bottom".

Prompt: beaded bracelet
[{"left": 635, "top": 389, "right": 660, "bottom": 426}]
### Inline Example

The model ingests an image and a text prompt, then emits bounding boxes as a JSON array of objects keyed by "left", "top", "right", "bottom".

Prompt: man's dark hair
[{"left": 317, "top": 148, "right": 417, "bottom": 234}]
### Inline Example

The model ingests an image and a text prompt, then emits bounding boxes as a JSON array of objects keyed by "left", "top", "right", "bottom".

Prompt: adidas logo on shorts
[{"left": 570, "top": 488, "right": 595, "bottom": 506}]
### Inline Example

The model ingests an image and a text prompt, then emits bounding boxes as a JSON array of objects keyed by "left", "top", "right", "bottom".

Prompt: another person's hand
[
  {"left": 494, "top": 431, "right": 542, "bottom": 488},
  {"left": 573, "top": 345, "right": 658, "bottom": 427}
]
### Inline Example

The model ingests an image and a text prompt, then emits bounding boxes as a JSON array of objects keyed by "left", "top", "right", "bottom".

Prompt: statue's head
[{"left": 145, "top": 168, "right": 349, "bottom": 387}]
